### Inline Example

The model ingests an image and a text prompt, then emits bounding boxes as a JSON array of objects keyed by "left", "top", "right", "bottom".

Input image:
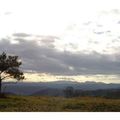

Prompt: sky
[{"left": 0, "top": 0, "right": 120, "bottom": 83}]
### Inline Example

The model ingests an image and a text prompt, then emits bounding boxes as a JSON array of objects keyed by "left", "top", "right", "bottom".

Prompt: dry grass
[{"left": 0, "top": 95, "right": 120, "bottom": 112}]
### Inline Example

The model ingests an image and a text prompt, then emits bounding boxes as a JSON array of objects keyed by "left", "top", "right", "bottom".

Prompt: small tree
[
  {"left": 0, "top": 52, "right": 24, "bottom": 94},
  {"left": 64, "top": 86, "right": 74, "bottom": 98}
]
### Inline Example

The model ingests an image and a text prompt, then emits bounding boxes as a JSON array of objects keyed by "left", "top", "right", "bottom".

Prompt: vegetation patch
[{"left": 0, "top": 96, "right": 120, "bottom": 112}]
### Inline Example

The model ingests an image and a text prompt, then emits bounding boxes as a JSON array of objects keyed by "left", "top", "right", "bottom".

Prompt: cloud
[
  {"left": 4, "top": 12, "right": 12, "bottom": 15},
  {"left": 94, "top": 31, "right": 104, "bottom": 35},
  {"left": 111, "top": 9, "right": 120, "bottom": 14},
  {"left": 100, "top": 9, "right": 120, "bottom": 15},
  {"left": 0, "top": 35, "right": 120, "bottom": 75},
  {"left": 117, "top": 21, "right": 120, "bottom": 24},
  {"left": 93, "top": 30, "right": 111, "bottom": 36},
  {"left": 12, "top": 33, "right": 31, "bottom": 37},
  {"left": 83, "top": 21, "right": 92, "bottom": 26}
]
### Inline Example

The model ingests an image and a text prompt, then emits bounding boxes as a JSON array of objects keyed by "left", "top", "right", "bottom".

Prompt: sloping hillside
[{"left": 0, "top": 95, "right": 120, "bottom": 112}]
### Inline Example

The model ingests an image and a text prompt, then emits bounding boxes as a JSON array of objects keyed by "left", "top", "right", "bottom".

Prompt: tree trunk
[{"left": 0, "top": 79, "right": 2, "bottom": 94}]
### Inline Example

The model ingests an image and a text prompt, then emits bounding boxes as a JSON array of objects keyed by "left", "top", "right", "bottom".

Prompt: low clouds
[
  {"left": 0, "top": 34, "right": 120, "bottom": 75},
  {"left": 13, "top": 33, "right": 31, "bottom": 37}
]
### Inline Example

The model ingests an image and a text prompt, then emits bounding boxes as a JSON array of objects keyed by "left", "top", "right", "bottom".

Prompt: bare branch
[{"left": 1, "top": 75, "right": 12, "bottom": 80}]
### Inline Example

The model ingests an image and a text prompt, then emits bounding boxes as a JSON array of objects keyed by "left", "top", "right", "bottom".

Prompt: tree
[
  {"left": 64, "top": 86, "right": 74, "bottom": 98},
  {"left": 0, "top": 52, "right": 24, "bottom": 94}
]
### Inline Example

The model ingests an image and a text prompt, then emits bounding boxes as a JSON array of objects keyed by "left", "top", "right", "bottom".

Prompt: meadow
[{"left": 0, "top": 95, "right": 120, "bottom": 112}]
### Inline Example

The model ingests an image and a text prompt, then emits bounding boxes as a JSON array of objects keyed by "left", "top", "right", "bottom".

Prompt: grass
[{"left": 0, "top": 95, "right": 120, "bottom": 112}]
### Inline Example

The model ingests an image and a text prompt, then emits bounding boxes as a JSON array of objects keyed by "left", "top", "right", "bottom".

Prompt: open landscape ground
[{"left": 0, "top": 96, "right": 120, "bottom": 112}]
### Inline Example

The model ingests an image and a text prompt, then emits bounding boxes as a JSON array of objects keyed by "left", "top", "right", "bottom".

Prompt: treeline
[{"left": 64, "top": 86, "right": 120, "bottom": 99}]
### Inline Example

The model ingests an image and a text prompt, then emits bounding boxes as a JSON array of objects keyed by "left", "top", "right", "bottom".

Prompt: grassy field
[{"left": 0, "top": 95, "right": 120, "bottom": 112}]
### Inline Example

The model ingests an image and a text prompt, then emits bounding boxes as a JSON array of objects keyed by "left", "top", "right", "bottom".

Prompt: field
[{"left": 0, "top": 95, "right": 120, "bottom": 112}]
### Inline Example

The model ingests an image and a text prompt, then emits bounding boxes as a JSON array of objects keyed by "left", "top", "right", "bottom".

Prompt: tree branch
[{"left": 1, "top": 75, "right": 12, "bottom": 80}]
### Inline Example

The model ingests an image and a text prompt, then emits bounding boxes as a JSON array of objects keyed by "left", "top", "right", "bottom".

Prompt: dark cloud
[
  {"left": 36, "top": 35, "right": 59, "bottom": 40},
  {"left": 0, "top": 35, "right": 120, "bottom": 75},
  {"left": 13, "top": 33, "right": 31, "bottom": 37}
]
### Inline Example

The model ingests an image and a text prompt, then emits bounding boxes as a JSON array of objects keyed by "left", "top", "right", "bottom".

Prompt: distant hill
[
  {"left": 2, "top": 81, "right": 120, "bottom": 96},
  {"left": 32, "top": 88, "right": 64, "bottom": 96}
]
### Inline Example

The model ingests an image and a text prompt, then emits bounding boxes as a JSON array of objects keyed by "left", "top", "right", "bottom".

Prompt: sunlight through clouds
[{"left": 0, "top": 0, "right": 120, "bottom": 83}]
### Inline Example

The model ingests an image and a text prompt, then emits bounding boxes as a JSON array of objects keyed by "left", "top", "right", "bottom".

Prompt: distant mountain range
[{"left": 2, "top": 81, "right": 120, "bottom": 96}]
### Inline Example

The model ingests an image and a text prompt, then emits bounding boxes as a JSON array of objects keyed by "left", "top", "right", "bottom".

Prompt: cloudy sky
[{"left": 0, "top": 0, "right": 120, "bottom": 83}]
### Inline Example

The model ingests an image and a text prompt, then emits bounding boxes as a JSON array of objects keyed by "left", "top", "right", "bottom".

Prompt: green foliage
[
  {"left": 0, "top": 52, "right": 24, "bottom": 94},
  {"left": 0, "top": 52, "right": 24, "bottom": 80},
  {"left": 0, "top": 96, "right": 120, "bottom": 111}
]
